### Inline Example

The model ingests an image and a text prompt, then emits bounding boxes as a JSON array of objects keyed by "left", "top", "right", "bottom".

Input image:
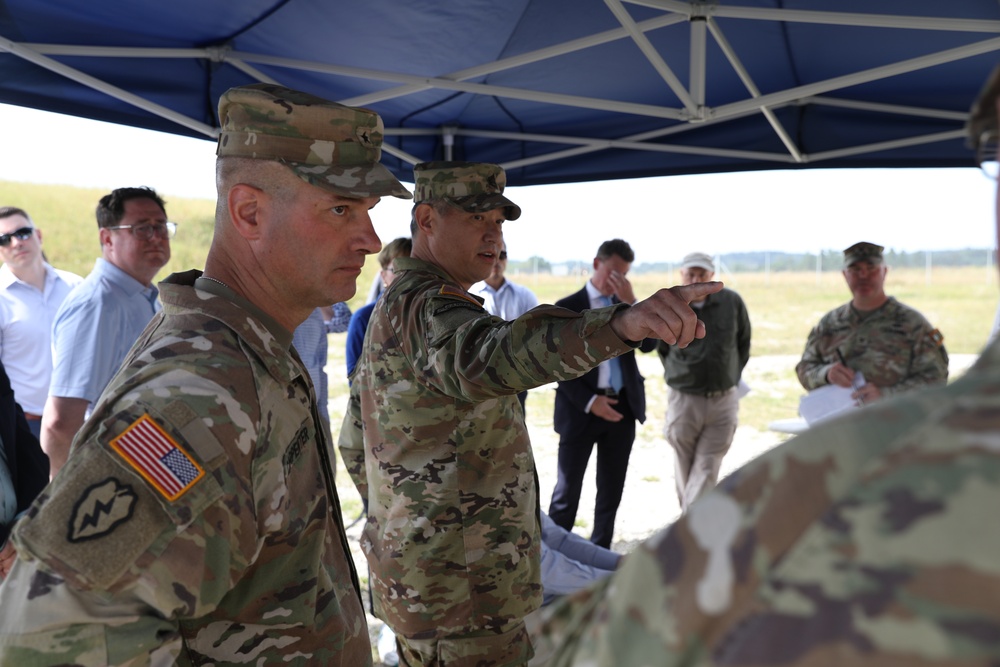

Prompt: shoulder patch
[
  {"left": 438, "top": 285, "right": 484, "bottom": 308},
  {"left": 927, "top": 328, "right": 944, "bottom": 347},
  {"left": 110, "top": 414, "right": 204, "bottom": 501}
]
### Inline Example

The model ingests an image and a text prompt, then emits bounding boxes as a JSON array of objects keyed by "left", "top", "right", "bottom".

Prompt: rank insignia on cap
[{"left": 111, "top": 414, "right": 204, "bottom": 501}]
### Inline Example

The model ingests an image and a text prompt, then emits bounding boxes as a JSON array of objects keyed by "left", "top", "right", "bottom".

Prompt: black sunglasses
[
  {"left": 0, "top": 226, "right": 34, "bottom": 247},
  {"left": 499, "top": 251, "right": 508, "bottom": 260}
]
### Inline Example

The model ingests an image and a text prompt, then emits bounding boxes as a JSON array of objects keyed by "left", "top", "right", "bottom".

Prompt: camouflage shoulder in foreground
[
  {"left": 534, "top": 339, "right": 1000, "bottom": 666},
  {"left": 0, "top": 271, "right": 369, "bottom": 667}
]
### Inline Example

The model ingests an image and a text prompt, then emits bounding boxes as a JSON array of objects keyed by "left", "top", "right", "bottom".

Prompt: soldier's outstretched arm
[{"left": 609, "top": 282, "right": 723, "bottom": 348}]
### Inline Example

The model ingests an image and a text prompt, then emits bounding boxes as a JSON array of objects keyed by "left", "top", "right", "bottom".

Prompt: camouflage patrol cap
[
  {"left": 843, "top": 241, "right": 884, "bottom": 268},
  {"left": 217, "top": 84, "right": 412, "bottom": 200},
  {"left": 413, "top": 161, "right": 521, "bottom": 220}
]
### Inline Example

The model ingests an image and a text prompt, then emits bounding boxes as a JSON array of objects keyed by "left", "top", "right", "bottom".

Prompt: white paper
[{"left": 798, "top": 372, "right": 866, "bottom": 425}]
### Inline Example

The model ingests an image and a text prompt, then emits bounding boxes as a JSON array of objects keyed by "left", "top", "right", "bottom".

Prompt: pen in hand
[{"left": 836, "top": 348, "right": 865, "bottom": 407}]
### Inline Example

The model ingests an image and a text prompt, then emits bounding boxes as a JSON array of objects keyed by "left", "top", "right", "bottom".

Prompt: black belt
[{"left": 596, "top": 388, "right": 620, "bottom": 398}]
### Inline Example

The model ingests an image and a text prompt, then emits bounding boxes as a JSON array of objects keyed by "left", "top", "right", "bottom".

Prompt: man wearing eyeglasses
[
  {"left": 0, "top": 207, "right": 82, "bottom": 439},
  {"left": 530, "top": 64, "right": 1000, "bottom": 666},
  {"left": 41, "top": 186, "right": 172, "bottom": 476},
  {"left": 796, "top": 241, "right": 948, "bottom": 406}
]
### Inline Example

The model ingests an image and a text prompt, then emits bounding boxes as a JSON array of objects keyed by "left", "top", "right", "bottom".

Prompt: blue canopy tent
[{"left": 1, "top": 0, "right": 998, "bottom": 186}]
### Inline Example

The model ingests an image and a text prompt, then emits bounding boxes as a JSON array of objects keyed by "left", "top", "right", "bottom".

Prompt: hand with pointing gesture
[{"left": 610, "top": 281, "right": 724, "bottom": 348}]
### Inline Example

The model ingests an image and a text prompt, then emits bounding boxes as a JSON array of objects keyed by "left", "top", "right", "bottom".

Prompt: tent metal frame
[{"left": 2, "top": 1, "right": 998, "bottom": 171}]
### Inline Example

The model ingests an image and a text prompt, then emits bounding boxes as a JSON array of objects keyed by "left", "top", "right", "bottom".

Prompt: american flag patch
[{"left": 111, "top": 414, "right": 204, "bottom": 501}]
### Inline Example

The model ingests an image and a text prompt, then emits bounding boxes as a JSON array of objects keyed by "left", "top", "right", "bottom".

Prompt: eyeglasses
[
  {"left": 499, "top": 251, "right": 508, "bottom": 260},
  {"left": 977, "top": 129, "right": 999, "bottom": 180},
  {"left": 0, "top": 226, "right": 35, "bottom": 247},
  {"left": 106, "top": 221, "right": 177, "bottom": 240}
]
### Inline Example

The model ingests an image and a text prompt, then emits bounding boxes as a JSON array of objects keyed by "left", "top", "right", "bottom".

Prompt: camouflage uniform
[
  {"left": 0, "top": 272, "right": 370, "bottom": 666},
  {"left": 340, "top": 256, "right": 635, "bottom": 666},
  {"left": 796, "top": 297, "right": 948, "bottom": 396},
  {"left": 533, "top": 337, "right": 1000, "bottom": 665}
]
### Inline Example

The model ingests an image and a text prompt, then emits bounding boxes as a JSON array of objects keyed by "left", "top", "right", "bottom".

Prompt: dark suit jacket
[
  {"left": 553, "top": 286, "right": 656, "bottom": 438},
  {"left": 0, "top": 360, "right": 49, "bottom": 547}
]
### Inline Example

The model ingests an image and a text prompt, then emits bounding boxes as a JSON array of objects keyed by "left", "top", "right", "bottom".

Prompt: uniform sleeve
[
  {"left": 0, "top": 401, "right": 243, "bottom": 666},
  {"left": 882, "top": 323, "right": 949, "bottom": 397},
  {"left": 411, "top": 291, "right": 633, "bottom": 402},
  {"left": 337, "top": 382, "right": 368, "bottom": 507},
  {"left": 795, "top": 321, "right": 834, "bottom": 390},
  {"left": 0, "top": 556, "right": 185, "bottom": 666}
]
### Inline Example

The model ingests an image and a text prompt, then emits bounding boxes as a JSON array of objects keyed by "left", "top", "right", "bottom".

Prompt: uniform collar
[{"left": 158, "top": 270, "right": 298, "bottom": 385}]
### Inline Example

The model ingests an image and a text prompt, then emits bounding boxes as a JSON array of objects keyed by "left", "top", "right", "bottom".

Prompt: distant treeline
[{"left": 509, "top": 248, "right": 994, "bottom": 275}]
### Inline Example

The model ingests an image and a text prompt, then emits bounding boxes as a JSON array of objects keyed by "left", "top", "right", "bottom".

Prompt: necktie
[{"left": 599, "top": 295, "right": 624, "bottom": 392}]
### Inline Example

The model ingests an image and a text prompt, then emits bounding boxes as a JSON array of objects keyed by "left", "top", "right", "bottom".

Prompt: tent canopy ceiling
[{"left": 1, "top": 0, "right": 998, "bottom": 186}]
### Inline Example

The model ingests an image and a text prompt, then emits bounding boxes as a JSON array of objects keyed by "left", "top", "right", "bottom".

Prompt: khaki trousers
[{"left": 665, "top": 388, "right": 739, "bottom": 511}]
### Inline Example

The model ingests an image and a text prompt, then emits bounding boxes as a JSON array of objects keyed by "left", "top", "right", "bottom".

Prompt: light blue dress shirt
[
  {"left": 292, "top": 308, "right": 331, "bottom": 441},
  {"left": 49, "top": 258, "right": 160, "bottom": 407}
]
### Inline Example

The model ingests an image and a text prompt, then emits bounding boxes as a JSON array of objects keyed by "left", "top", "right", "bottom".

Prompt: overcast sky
[{"left": 1, "top": 102, "right": 994, "bottom": 264}]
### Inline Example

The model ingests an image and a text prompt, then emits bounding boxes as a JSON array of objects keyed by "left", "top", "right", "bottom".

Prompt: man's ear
[
  {"left": 593, "top": 257, "right": 601, "bottom": 272},
  {"left": 228, "top": 183, "right": 265, "bottom": 240},
  {"left": 413, "top": 202, "right": 435, "bottom": 235},
  {"left": 98, "top": 227, "right": 113, "bottom": 249}
]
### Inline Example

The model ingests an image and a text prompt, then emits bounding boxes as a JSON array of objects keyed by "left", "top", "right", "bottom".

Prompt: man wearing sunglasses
[
  {"left": 0, "top": 207, "right": 82, "bottom": 439},
  {"left": 41, "top": 186, "right": 172, "bottom": 476}
]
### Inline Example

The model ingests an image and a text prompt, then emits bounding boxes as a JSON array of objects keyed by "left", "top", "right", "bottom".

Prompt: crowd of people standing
[{"left": 0, "top": 74, "right": 993, "bottom": 667}]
